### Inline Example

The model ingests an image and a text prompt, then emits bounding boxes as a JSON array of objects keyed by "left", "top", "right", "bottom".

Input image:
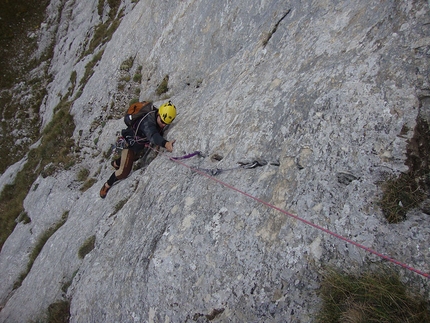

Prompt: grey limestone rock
[{"left": 0, "top": 0, "right": 429, "bottom": 322}]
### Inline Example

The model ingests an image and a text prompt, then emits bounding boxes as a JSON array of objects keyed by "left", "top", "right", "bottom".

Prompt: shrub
[
  {"left": 85, "top": 16, "right": 121, "bottom": 57},
  {"left": 61, "top": 270, "right": 78, "bottom": 296},
  {"left": 69, "top": 70, "right": 77, "bottom": 94},
  {"left": 120, "top": 75, "right": 131, "bottom": 82},
  {"left": 97, "top": 0, "right": 105, "bottom": 17}
]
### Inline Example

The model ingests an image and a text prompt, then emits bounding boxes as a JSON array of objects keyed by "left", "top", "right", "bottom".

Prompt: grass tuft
[
  {"left": 120, "top": 56, "right": 134, "bottom": 71},
  {"left": 317, "top": 268, "right": 430, "bottom": 323},
  {"left": 80, "top": 178, "right": 97, "bottom": 192},
  {"left": 77, "top": 168, "right": 90, "bottom": 182},
  {"left": 379, "top": 173, "right": 426, "bottom": 223},
  {"left": 47, "top": 300, "right": 70, "bottom": 323},
  {"left": 133, "top": 73, "right": 142, "bottom": 83},
  {"left": 113, "top": 199, "right": 128, "bottom": 215},
  {"left": 0, "top": 98, "right": 76, "bottom": 250},
  {"left": 78, "top": 235, "right": 96, "bottom": 259},
  {"left": 379, "top": 116, "right": 430, "bottom": 223},
  {"left": 13, "top": 211, "right": 69, "bottom": 290},
  {"left": 156, "top": 75, "right": 169, "bottom": 96}
]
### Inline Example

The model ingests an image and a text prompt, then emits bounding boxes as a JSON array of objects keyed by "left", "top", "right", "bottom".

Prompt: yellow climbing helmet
[{"left": 158, "top": 101, "right": 176, "bottom": 124}]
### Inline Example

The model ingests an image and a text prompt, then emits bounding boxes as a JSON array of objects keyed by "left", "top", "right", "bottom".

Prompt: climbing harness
[
  {"left": 128, "top": 111, "right": 152, "bottom": 146},
  {"left": 111, "top": 132, "right": 128, "bottom": 157}
]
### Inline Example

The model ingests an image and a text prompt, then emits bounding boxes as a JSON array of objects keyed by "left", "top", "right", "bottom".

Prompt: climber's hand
[{"left": 165, "top": 140, "right": 175, "bottom": 152}]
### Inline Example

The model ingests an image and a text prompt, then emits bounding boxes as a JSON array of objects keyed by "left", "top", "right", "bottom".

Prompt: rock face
[{"left": 0, "top": 0, "right": 429, "bottom": 322}]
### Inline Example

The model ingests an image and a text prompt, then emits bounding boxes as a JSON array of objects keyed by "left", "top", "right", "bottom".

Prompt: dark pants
[{"left": 107, "top": 148, "right": 137, "bottom": 186}]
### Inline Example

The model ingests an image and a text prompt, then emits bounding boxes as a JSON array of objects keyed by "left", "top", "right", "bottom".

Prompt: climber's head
[{"left": 158, "top": 101, "right": 176, "bottom": 125}]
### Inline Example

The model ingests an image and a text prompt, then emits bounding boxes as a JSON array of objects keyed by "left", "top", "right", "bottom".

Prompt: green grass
[
  {"left": 317, "top": 268, "right": 430, "bottom": 323},
  {"left": 13, "top": 211, "right": 69, "bottom": 290},
  {"left": 78, "top": 235, "right": 96, "bottom": 259},
  {"left": 0, "top": 0, "right": 52, "bottom": 175},
  {"left": 378, "top": 117, "right": 429, "bottom": 223},
  {"left": 0, "top": 99, "right": 76, "bottom": 250},
  {"left": 120, "top": 56, "right": 134, "bottom": 71},
  {"left": 133, "top": 73, "right": 142, "bottom": 83},
  {"left": 80, "top": 178, "right": 97, "bottom": 192},
  {"left": 17, "top": 212, "right": 32, "bottom": 224},
  {"left": 156, "top": 75, "right": 169, "bottom": 96},
  {"left": 77, "top": 168, "right": 90, "bottom": 182},
  {"left": 379, "top": 173, "right": 426, "bottom": 223},
  {"left": 0, "top": 0, "right": 50, "bottom": 88},
  {"left": 46, "top": 300, "right": 70, "bottom": 323},
  {"left": 113, "top": 199, "right": 128, "bottom": 215},
  {"left": 79, "top": 49, "right": 105, "bottom": 90},
  {"left": 85, "top": 2, "right": 123, "bottom": 58}
]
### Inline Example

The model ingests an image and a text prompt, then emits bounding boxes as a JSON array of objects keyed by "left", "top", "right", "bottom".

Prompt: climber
[{"left": 100, "top": 101, "right": 177, "bottom": 198}]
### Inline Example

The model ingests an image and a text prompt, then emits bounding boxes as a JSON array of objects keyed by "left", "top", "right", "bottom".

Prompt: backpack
[
  {"left": 122, "top": 101, "right": 157, "bottom": 147},
  {"left": 124, "top": 101, "right": 155, "bottom": 127}
]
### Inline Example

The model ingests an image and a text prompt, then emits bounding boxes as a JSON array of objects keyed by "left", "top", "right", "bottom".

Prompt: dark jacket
[{"left": 122, "top": 111, "right": 168, "bottom": 152}]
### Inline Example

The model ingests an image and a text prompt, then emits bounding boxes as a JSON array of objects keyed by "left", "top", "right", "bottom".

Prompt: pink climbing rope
[{"left": 155, "top": 147, "right": 430, "bottom": 279}]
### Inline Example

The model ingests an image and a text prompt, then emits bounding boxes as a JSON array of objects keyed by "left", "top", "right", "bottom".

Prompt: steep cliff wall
[{"left": 0, "top": 0, "right": 429, "bottom": 322}]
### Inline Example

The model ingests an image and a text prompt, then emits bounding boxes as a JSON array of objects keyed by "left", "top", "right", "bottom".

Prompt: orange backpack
[{"left": 124, "top": 101, "right": 155, "bottom": 127}]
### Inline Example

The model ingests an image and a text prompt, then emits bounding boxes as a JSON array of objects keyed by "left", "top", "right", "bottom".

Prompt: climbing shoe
[
  {"left": 100, "top": 183, "right": 110, "bottom": 198},
  {"left": 111, "top": 160, "right": 119, "bottom": 170}
]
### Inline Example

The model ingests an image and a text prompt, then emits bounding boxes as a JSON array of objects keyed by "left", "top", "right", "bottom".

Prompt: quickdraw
[
  {"left": 170, "top": 151, "right": 202, "bottom": 160},
  {"left": 167, "top": 150, "right": 271, "bottom": 176}
]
